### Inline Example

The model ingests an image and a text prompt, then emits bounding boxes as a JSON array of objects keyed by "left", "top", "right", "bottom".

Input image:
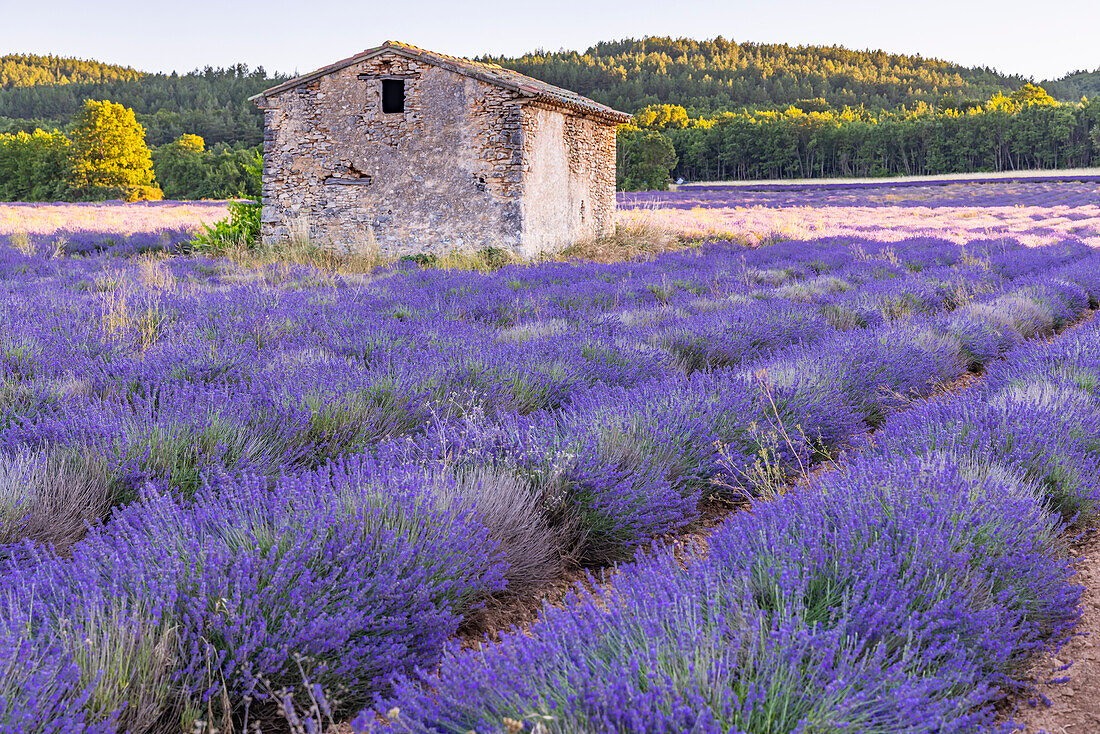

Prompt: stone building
[{"left": 250, "top": 41, "right": 632, "bottom": 256}]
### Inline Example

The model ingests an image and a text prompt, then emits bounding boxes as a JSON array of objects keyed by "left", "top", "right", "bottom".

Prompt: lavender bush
[{"left": 366, "top": 306, "right": 1100, "bottom": 734}]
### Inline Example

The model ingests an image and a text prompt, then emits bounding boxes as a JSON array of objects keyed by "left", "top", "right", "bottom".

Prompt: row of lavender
[
  {"left": 1, "top": 237, "right": 1090, "bottom": 558},
  {"left": 2, "top": 234, "right": 1099, "bottom": 729},
  {"left": 620, "top": 177, "right": 1100, "bottom": 209},
  {"left": 0, "top": 236, "right": 1088, "bottom": 500},
  {"left": 1, "top": 227, "right": 199, "bottom": 257},
  {"left": 365, "top": 278, "right": 1100, "bottom": 732}
]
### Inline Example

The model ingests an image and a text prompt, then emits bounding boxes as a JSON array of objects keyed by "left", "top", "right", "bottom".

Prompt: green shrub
[{"left": 190, "top": 199, "right": 261, "bottom": 254}]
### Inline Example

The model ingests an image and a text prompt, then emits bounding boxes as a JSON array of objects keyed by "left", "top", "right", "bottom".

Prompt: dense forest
[
  {"left": 0, "top": 99, "right": 259, "bottom": 202},
  {"left": 1044, "top": 70, "right": 1100, "bottom": 101},
  {"left": 0, "top": 42, "right": 1097, "bottom": 196},
  {"left": 0, "top": 59, "right": 282, "bottom": 147},
  {"left": 2, "top": 41, "right": 1090, "bottom": 149},
  {"left": 617, "top": 87, "right": 1100, "bottom": 188},
  {"left": 486, "top": 37, "right": 1043, "bottom": 115}
]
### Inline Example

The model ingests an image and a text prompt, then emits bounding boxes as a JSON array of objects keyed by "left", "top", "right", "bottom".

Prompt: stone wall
[
  {"left": 259, "top": 52, "right": 527, "bottom": 254},
  {"left": 257, "top": 51, "right": 620, "bottom": 256},
  {"left": 520, "top": 104, "right": 618, "bottom": 255}
]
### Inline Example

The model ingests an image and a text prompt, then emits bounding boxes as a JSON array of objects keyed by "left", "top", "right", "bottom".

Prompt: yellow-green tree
[
  {"left": 69, "top": 99, "right": 162, "bottom": 201},
  {"left": 1010, "top": 83, "right": 1057, "bottom": 107}
]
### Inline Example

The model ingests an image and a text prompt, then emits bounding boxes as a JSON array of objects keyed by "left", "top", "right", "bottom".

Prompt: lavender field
[
  {"left": 621, "top": 176, "right": 1100, "bottom": 249},
  {"left": 3, "top": 179, "right": 1100, "bottom": 732},
  {"left": 0, "top": 200, "right": 229, "bottom": 257}
]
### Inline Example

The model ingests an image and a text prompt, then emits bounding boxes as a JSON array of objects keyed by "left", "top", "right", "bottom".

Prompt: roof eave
[
  {"left": 250, "top": 41, "right": 634, "bottom": 124},
  {"left": 250, "top": 42, "right": 532, "bottom": 104},
  {"left": 526, "top": 95, "right": 633, "bottom": 125},
  {"left": 251, "top": 44, "right": 390, "bottom": 103}
]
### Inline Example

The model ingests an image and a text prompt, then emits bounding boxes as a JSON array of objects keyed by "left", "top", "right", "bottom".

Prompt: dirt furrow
[{"left": 1007, "top": 523, "right": 1100, "bottom": 732}]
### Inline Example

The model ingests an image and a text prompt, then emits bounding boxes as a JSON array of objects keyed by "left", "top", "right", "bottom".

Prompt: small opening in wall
[
  {"left": 325, "top": 164, "right": 372, "bottom": 186},
  {"left": 474, "top": 174, "right": 486, "bottom": 192},
  {"left": 325, "top": 174, "right": 372, "bottom": 186},
  {"left": 580, "top": 200, "right": 586, "bottom": 222},
  {"left": 382, "top": 79, "right": 405, "bottom": 114}
]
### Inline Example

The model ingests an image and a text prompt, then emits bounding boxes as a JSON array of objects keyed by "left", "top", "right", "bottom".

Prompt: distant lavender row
[
  {"left": 678, "top": 172, "right": 1100, "bottom": 192},
  {"left": 0, "top": 200, "right": 231, "bottom": 210},
  {"left": 0, "top": 200, "right": 228, "bottom": 240},
  {"left": 0, "top": 227, "right": 199, "bottom": 256},
  {"left": 366, "top": 269, "right": 1100, "bottom": 734},
  {"left": 620, "top": 178, "right": 1100, "bottom": 210},
  {"left": 1, "top": 236, "right": 1091, "bottom": 511}
]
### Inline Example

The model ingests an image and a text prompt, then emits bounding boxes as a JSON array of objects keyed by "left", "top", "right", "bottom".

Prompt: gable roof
[{"left": 250, "top": 41, "right": 633, "bottom": 124}]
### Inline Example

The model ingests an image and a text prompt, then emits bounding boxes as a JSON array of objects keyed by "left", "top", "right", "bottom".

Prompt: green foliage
[
  {"left": 1043, "top": 68, "right": 1100, "bottom": 101},
  {"left": 398, "top": 247, "right": 517, "bottom": 272},
  {"left": 190, "top": 199, "right": 261, "bottom": 253},
  {"left": 630, "top": 89, "right": 1100, "bottom": 182},
  {"left": 0, "top": 116, "right": 60, "bottom": 135},
  {"left": 0, "top": 62, "right": 282, "bottom": 147},
  {"left": 242, "top": 150, "right": 262, "bottom": 195},
  {"left": 150, "top": 134, "right": 205, "bottom": 198},
  {"left": 0, "top": 128, "right": 69, "bottom": 200},
  {"left": 476, "top": 246, "right": 513, "bottom": 269},
  {"left": 69, "top": 99, "right": 162, "bottom": 200},
  {"left": 400, "top": 253, "right": 438, "bottom": 267},
  {"left": 617, "top": 127, "right": 678, "bottom": 190},
  {"left": 152, "top": 134, "right": 261, "bottom": 199},
  {"left": 0, "top": 45, "right": 1092, "bottom": 155},
  {"left": 488, "top": 37, "right": 1044, "bottom": 115}
]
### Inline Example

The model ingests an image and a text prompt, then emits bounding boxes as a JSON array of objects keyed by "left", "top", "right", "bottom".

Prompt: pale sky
[{"left": 1, "top": 0, "right": 1096, "bottom": 82}]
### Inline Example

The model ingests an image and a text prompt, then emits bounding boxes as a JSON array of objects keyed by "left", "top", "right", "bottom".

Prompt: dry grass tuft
[
  {"left": 227, "top": 239, "right": 390, "bottom": 276},
  {"left": 215, "top": 212, "right": 698, "bottom": 276},
  {"left": 138, "top": 255, "right": 177, "bottom": 291},
  {"left": 100, "top": 287, "right": 173, "bottom": 352},
  {"left": 0, "top": 450, "right": 111, "bottom": 553},
  {"left": 559, "top": 212, "right": 689, "bottom": 263},
  {"left": 9, "top": 231, "right": 35, "bottom": 257}
]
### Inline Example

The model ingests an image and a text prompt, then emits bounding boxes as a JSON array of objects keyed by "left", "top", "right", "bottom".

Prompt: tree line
[
  {"left": 1043, "top": 70, "right": 1100, "bottom": 101},
  {"left": 0, "top": 63, "right": 280, "bottom": 147},
  {"left": 0, "top": 99, "right": 259, "bottom": 202},
  {"left": 2, "top": 49, "right": 1099, "bottom": 197},
  {"left": 487, "top": 37, "right": 1053, "bottom": 116},
  {"left": 617, "top": 85, "right": 1100, "bottom": 188},
  {"left": 3, "top": 41, "right": 1087, "bottom": 152}
]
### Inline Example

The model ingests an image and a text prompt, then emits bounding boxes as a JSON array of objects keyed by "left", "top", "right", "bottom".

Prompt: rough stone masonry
[{"left": 250, "top": 41, "right": 633, "bottom": 257}]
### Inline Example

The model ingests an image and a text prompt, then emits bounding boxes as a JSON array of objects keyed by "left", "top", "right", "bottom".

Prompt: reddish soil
[
  {"left": 458, "top": 495, "right": 739, "bottom": 644},
  {"left": 1005, "top": 523, "right": 1100, "bottom": 732}
]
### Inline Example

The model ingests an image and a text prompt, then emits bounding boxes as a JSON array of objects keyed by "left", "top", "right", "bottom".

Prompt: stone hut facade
[{"left": 250, "top": 41, "right": 632, "bottom": 256}]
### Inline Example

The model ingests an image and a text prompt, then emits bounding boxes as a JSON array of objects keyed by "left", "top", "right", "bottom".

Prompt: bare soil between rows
[{"left": 1004, "top": 522, "right": 1100, "bottom": 732}]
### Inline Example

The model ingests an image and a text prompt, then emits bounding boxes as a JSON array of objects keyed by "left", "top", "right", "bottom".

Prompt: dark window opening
[
  {"left": 325, "top": 174, "right": 372, "bottom": 186},
  {"left": 474, "top": 174, "right": 486, "bottom": 192},
  {"left": 326, "top": 164, "right": 372, "bottom": 186},
  {"left": 382, "top": 79, "right": 405, "bottom": 113}
]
